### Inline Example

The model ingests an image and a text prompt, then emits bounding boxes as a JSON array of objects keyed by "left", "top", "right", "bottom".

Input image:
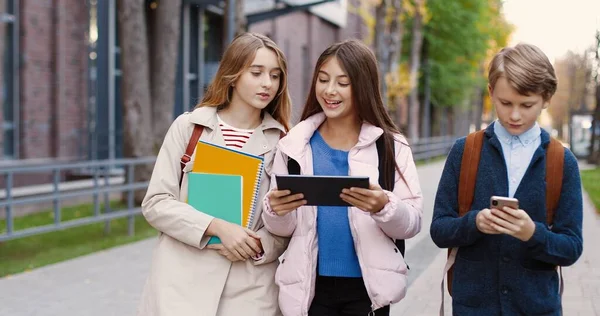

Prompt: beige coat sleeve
[
  {"left": 252, "top": 146, "right": 290, "bottom": 265},
  {"left": 261, "top": 148, "right": 298, "bottom": 237},
  {"left": 141, "top": 115, "right": 214, "bottom": 249},
  {"left": 251, "top": 227, "right": 289, "bottom": 265}
]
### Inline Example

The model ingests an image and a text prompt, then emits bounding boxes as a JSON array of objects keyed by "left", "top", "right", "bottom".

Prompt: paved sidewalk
[
  {"left": 0, "top": 238, "right": 155, "bottom": 316},
  {"left": 1, "top": 160, "right": 598, "bottom": 315}
]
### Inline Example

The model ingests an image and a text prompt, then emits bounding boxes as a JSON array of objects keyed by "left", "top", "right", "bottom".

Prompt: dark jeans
[{"left": 308, "top": 275, "right": 390, "bottom": 316}]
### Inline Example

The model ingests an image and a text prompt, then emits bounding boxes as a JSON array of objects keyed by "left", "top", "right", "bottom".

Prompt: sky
[{"left": 502, "top": 0, "right": 600, "bottom": 63}]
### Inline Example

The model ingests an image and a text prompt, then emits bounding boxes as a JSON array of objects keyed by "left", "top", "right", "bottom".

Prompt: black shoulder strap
[
  {"left": 287, "top": 157, "right": 300, "bottom": 175},
  {"left": 376, "top": 136, "right": 393, "bottom": 191},
  {"left": 376, "top": 136, "right": 405, "bottom": 257}
]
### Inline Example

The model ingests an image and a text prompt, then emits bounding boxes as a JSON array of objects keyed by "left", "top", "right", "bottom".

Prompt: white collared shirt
[{"left": 493, "top": 121, "right": 541, "bottom": 198}]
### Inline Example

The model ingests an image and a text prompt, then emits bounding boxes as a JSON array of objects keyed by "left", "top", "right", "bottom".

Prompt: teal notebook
[{"left": 187, "top": 172, "right": 243, "bottom": 245}]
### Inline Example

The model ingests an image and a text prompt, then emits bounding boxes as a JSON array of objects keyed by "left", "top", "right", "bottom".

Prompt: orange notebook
[{"left": 192, "top": 141, "right": 264, "bottom": 229}]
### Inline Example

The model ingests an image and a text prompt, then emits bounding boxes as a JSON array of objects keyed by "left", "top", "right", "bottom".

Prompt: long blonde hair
[{"left": 195, "top": 32, "right": 291, "bottom": 130}]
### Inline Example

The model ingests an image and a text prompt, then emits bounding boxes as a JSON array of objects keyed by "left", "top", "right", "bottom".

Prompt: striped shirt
[{"left": 217, "top": 115, "right": 254, "bottom": 149}]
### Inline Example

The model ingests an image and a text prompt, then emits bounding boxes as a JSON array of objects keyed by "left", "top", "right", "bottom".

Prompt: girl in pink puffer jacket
[{"left": 262, "top": 40, "right": 424, "bottom": 316}]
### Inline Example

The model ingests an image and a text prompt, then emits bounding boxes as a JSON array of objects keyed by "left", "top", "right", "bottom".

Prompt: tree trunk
[
  {"left": 150, "top": 0, "right": 182, "bottom": 150},
  {"left": 420, "top": 39, "right": 430, "bottom": 138},
  {"left": 407, "top": 0, "right": 424, "bottom": 141},
  {"left": 387, "top": 0, "right": 404, "bottom": 119},
  {"left": 474, "top": 86, "right": 485, "bottom": 131},
  {"left": 587, "top": 31, "right": 600, "bottom": 164},
  {"left": 387, "top": 0, "right": 403, "bottom": 75},
  {"left": 588, "top": 83, "right": 600, "bottom": 164},
  {"left": 374, "top": 1, "right": 388, "bottom": 103},
  {"left": 117, "top": 0, "right": 154, "bottom": 203},
  {"left": 373, "top": 0, "right": 404, "bottom": 113},
  {"left": 235, "top": 0, "right": 247, "bottom": 36}
]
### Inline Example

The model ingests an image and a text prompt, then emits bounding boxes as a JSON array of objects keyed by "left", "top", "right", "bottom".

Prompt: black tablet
[{"left": 275, "top": 175, "right": 370, "bottom": 206}]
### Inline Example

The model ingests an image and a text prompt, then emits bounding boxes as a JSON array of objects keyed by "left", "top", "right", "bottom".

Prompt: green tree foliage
[{"left": 422, "top": 0, "right": 512, "bottom": 108}]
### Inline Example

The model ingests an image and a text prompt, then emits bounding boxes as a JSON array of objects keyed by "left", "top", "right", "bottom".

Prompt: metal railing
[
  {"left": 411, "top": 136, "right": 457, "bottom": 160},
  {"left": 0, "top": 136, "right": 456, "bottom": 242},
  {"left": 0, "top": 157, "right": 156, "bottom": 242}
]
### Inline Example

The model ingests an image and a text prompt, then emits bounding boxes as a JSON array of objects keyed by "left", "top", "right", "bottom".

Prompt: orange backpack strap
[
  {"left": 545, "top": 137, "right": 565, "bottom": 297},
  {"left": 179, "top": 124, "right": 204, "bottom": 187},
  {"left": 446, "top": 130, "right": 485, "bottom": 296},
  {"left": 545, "top": 138, "right": 564, "bottom": 225},
  {"left": 458, "top": 130, "right": 485, "bottom": 216}
]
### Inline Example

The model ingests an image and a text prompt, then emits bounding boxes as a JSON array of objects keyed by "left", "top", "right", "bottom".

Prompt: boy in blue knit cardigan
[{"left": 430, "top": 43, "right": 583, "bottom": 315}]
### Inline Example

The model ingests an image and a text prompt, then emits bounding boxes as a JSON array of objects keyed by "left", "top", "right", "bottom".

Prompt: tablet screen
[{"left": 275, "top": 175, "right": 369, "bottom": 206}]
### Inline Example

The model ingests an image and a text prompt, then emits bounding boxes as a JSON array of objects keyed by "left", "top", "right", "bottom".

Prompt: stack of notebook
[{"left": 187, "top": 141, "right": 264, "bottom": 244}]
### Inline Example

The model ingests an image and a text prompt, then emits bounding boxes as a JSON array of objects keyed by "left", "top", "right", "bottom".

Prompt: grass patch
[
  {"left": 581, "top": 167, "right": 600, "bottom": 214},
  {"left": 0, "top": 201, "right": 157, "bottom": 277}
]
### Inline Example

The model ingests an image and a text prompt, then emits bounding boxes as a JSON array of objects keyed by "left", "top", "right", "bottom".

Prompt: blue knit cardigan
[{"left": 430, "top": 122, "right": 583, "bottom": 316}]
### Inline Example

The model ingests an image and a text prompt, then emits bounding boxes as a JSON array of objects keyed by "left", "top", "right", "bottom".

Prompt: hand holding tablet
[{"left": 274, "top": 175, "right": 370, "bottom": 207}]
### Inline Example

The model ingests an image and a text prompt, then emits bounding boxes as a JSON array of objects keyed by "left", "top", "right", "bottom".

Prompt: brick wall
[
  {"left": 250, "top": 7, "right": 366, "bottom": 123},
  {"left": 20, "top": 0, "right": 53, "bottom": 158},
  {"left": 19, "top": 0, "right": 87, "bottom": 160},
  {"left": 54, "top": 0, "right": 88, "bottom": 158}
]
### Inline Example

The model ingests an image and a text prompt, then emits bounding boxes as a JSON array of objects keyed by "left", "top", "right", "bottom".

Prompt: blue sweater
[
  {"left": 310, "top": 131, "right": 362, "bottom": 278},
  {"left": 430, "top": 122, "right": 583, "bottom": 316}
]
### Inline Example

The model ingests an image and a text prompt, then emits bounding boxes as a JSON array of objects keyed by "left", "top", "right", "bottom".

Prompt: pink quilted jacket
[{"left": 262, "top": 113, "right": 423, "bottom": 316}]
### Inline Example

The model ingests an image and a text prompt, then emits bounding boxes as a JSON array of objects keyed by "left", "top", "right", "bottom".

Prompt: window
[
  {"left": 1, "top": 0, "right": 18, "bottom": 159},
  {"left": 174, "top": 6, "right": 224, "bottom": 116},
  {"left": 89, "top": 0, "right": 120, "bottom": 160}
]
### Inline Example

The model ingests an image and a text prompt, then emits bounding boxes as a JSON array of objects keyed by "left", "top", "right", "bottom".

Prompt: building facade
[{"left": 1, "top": 0, "right": 366, "bottom": 167}]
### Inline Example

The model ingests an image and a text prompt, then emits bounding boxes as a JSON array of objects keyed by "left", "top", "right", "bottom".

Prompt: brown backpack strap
[
  {"left": 458, "top": 130, "right": 485, "bottom": 216},
  {"left": 179, "top": 125, "right": 204, "bottom": 187},
  {"left": 545, "top": 138, "right": 564, "bottom": 225},
  {"left": 446, "top": 130, "right": 485, "bottom": 295}
]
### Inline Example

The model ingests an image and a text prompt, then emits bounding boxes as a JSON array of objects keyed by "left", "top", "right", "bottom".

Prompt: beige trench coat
[{"left": 137, "top": 106, "right": 288, "bottom": 316}]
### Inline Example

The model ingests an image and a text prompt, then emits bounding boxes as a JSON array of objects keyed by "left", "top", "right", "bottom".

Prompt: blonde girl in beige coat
[{"left": 137, "top": 33, "right": 292, "bottom": 316}]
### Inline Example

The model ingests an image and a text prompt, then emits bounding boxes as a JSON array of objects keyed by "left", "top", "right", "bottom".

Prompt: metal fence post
[
  {"left": 5, "top": 173, "right": 14, "bottom": 236},
  {"left": 93, "top": 164, "right": 100, "bottom": 217},
  {"left": 103, "top": 165, "right": 111, "bottom": 234},
  {"left": 127, "top": 163, "right": 134, "bottom": 236},
  {"left": 53, "top": 169, "right": 61, "bottom": 225}
]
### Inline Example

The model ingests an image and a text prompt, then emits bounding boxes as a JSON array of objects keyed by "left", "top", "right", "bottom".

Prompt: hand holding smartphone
[{"left": 489, "top": 196, "right": 519, "bottom": 210}]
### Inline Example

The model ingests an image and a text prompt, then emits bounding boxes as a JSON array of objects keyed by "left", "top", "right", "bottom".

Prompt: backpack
[
  {"left": 286, "top": 136, "right": 406, "bottom": 257},
  {"left": 179, "top": 125, "right": 205, "bottom": 186},
  {"left": 445, "top": 129, "right": 565, "bottom": 295}
]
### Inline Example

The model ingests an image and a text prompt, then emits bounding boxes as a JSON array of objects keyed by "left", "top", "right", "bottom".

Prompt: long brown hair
[
  {"left": 195, "top": 32, "right": 291, "bottom": 130},
  {"left": 300, "top": 39, "right": 403, "bottom": 188}
]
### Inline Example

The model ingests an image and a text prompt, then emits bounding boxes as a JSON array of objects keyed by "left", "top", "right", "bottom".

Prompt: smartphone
[{"left": 490, "top": 196, "right": 519, "bottom": 210}]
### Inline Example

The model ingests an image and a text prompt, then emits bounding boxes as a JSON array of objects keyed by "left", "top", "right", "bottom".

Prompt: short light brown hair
[
  {"left": 196, "top": 32, "right": 291, "bottom": 130},
  {"left": 488, "top": 43, "right": 557, "bottom": 101}
]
